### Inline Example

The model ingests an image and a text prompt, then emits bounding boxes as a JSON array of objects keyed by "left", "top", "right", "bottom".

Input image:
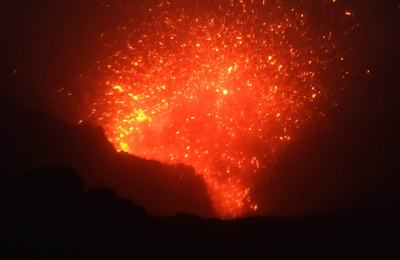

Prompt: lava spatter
[{"left": 87, "top": 0, "right": 351, "bottom": 217}]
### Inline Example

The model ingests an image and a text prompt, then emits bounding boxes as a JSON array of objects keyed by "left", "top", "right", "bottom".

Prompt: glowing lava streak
[{"left": 91, "top": 0, "right": 342, "bottom": 217}]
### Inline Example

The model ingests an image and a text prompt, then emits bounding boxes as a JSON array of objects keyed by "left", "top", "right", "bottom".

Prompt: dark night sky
[{"left": 0, "top": 0, "right": 399, "bottom": 217}]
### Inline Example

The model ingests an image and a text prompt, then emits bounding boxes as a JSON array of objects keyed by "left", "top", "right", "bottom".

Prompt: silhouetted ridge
[
  {"left": 0, "top": 103, "right": 216, "bottom": 218},
  {"left": 0, "top": 166, "right": 152, "bottom": 259},
  {"left": 0, "top": 134, "right": 398, "bottom": 258}
]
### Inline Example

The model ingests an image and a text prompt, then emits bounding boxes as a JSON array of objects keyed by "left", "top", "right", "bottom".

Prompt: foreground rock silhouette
[
  {"left": 0, "top": 166, "right": 398, "bottom": 258},
  {"left": 0, "top": 103, "right": 216, "bottom": 218}
]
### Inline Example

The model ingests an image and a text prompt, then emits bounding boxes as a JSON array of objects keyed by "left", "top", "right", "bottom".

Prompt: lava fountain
[{"left": 86, "top": 0, "right": 352, "bottom": 217}]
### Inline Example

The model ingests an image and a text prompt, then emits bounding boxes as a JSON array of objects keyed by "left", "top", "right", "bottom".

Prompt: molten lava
[{"left": 86, "top": 0, "right": 352, "bottom": 217}]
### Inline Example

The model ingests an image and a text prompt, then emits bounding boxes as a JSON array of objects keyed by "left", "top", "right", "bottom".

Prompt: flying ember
[{"left": 88, "top": 0, "right": 347, "bottom": 217}]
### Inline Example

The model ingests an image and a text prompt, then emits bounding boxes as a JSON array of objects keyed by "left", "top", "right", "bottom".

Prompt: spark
[{"left": 87, "top": 0, "right": 348, "bottom": 217}]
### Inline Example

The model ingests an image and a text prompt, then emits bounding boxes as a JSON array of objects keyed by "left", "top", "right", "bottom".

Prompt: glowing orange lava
[{"left": 87, "top": 0, "right": 349, "bottom": 217}]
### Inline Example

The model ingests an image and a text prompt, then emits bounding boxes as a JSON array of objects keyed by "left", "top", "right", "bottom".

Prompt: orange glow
[{"left": 87, "top": 0, "right": 344, "bottom": 218}]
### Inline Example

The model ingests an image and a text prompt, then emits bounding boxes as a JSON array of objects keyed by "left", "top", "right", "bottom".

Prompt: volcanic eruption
[{"left": 83, "top": 0, "right": 355, "bottom": 217}]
